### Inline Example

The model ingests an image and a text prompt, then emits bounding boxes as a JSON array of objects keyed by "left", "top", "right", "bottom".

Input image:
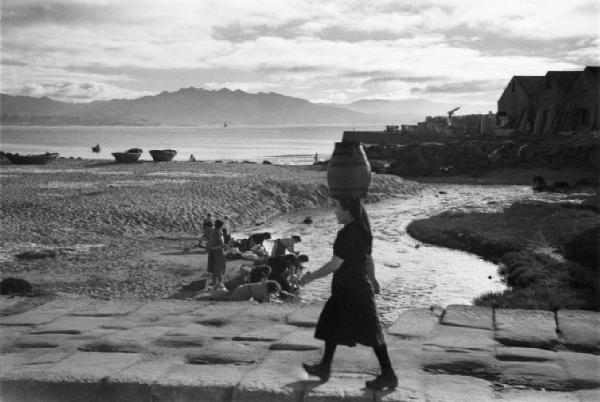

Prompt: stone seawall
[{"left": 360, "top": 133, "right": 599, "bottom": 177}]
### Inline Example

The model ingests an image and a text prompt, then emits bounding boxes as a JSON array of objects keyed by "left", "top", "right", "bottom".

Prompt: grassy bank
[{"left": 406, "top": 191, "right": 600, "bottom": 311}]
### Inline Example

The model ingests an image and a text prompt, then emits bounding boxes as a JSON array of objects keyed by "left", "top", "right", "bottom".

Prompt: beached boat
[
  {"left": 112, "top": 148, "right": 143, "bottom": 163},
  {"left": 149, "top": 149, "right": 177, "bottom": 162},
  {"left": 2, "top": 152, "right": 59, "bottom": 165}
]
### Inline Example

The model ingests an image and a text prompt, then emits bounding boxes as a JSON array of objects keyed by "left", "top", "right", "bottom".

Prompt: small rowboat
[
  {"left": 2, "top": 152, "right": 59, "bottom": 165},
  {"left": 149, "top": 149, "right": 177, "bottom": 162},
  {"left": 112, "top": 148, "right": 143, "bottom": 163}
]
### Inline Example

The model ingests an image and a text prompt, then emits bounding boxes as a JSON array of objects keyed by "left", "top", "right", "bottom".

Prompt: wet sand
[
  {"left": 0, "top": 159, "right": 421, "bottom": 299},
  {"left": 1, "top": 159, "right": 594, "bottom": 305}
]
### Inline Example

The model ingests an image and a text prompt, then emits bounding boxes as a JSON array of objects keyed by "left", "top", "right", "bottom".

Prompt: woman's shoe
[
  {"left": 365, "top": 373, "right": 398, "bottom": 390},
  {"left": 302, "top": 363, "right": 331, "bottom": 382}
]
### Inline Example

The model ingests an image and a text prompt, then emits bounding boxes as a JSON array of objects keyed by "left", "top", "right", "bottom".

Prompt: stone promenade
[{"left": 0, "top": 295, "right": 598, "bottom": 401}]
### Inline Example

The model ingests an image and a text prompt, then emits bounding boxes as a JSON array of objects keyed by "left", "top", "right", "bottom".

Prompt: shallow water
[{"left": 237, "top": 183, "right": 570, "bottom": 324}]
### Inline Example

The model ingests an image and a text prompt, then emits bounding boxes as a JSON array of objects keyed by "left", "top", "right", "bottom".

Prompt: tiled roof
[
  {"left": 514, "top": 76, "right": 545, "bottom": 96},
  {"left": 584, "top": 66, "right": 600, "bottom": 80},
  {"left": 545, "top": 71, "right": 582, "bottom": 93}
]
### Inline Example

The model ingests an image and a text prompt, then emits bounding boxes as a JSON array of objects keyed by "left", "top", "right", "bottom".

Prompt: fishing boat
[
  {"left": 91, "top": 144, "right": 101, "bottom": 153},
  {"left": 2, "top": 152, "right": 59, "bottom": 165},
  {"left": 111, "top": 148, "right": 143, "bottom": 163},
  {"left": 149, "top": 149, "right": 177, "bottom": 162}
]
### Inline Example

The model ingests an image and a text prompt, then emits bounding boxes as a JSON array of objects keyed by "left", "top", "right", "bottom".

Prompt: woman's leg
[
  {"left": 321, "top": 342, "right": 337, "bottom": 368},
  {"left": 303, "top": 341, "right": 336, "bottom": 382},
  {"left": 367, "top": 343, "right": 398, "bottom": 390}
]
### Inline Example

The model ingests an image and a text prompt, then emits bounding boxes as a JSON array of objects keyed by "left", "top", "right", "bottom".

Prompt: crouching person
[{"left": 210, "top": 280, "right": 296, "bottom": 303}]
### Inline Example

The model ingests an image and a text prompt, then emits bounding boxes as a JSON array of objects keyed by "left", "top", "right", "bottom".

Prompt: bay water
[{"left": 0, "top": 124, "right": 382, "bottom": 164}]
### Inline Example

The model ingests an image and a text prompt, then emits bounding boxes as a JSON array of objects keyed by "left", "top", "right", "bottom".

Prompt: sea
[{"left": 0, "top": 124, "right": 383, "bottom": 164}]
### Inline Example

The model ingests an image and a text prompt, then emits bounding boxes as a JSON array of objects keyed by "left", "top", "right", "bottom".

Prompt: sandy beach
[{"left": 0, "top": 159, "right": 422, "bottom": 300}]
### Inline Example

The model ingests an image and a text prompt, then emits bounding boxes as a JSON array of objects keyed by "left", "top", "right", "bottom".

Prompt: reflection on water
[{"left": 237, "top": 183, "right": 571, "bottom": 325}]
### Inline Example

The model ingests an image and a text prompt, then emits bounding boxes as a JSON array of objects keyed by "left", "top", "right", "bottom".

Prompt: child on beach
[
  {"left": 199, "top": 213, "right": 214, "bottom": 247},
  {"left": 222, "top": 215, "right": 232, "bottom": 244},
  {"left": 207, "top": 219, "right": 226, "bottom": 287}
]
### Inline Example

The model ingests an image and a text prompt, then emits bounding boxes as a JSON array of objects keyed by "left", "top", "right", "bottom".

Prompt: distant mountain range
[{"left": 0, "top": 88, "right": 489, "bottom": 126}]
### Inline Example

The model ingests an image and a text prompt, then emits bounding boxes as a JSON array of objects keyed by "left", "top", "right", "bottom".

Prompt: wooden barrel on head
[{"left": 327, "top": 141, "right": 371, "bottom": 199}]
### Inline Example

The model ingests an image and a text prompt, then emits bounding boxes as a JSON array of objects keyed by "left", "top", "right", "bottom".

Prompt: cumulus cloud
[{"left": 16, "top": 81, "right": 151, "bottom": 102}]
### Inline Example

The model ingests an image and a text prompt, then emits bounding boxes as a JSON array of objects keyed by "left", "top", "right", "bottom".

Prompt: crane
[{"left": 447, "top": 106, "right": 460, "bottom": 126}]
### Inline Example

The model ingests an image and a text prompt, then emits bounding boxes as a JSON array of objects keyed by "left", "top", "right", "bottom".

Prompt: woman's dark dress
[
  {"left": 314, "top": 221, "right": 385, "bottom": 347},
  {"left": 207, "top": 229, "right": 226, "bottom": 274}
]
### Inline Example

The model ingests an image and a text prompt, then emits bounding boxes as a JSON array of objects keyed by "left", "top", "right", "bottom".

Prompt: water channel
[{"left": 238, "top": 183, "right": 564, "bottom": 324}]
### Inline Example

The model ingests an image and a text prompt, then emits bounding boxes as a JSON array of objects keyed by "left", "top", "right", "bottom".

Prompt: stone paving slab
[
  {"left": 422, "top": 373, "right": 495, "bottom": 402},
  {"left": 29, "top": 315, "right": 115, "bottom": 334},
  {"left": 557, "top": 310, "right": 600, "bottom": 352},
  {"left": 150, "top": 363, "right": 252, "bottom": 402},
  {"left": 495, "top": 309, "right": 560, "bottom": 349},
  {"left": 387, "top": 308, "right": 438, "bottom": 339},
  {"left": 233, "top": 350, "right": 313, "bottom": 402},
  {"left": 270, "top": 328, "right": 321, "bottom": 351},
  {"left": 494, "top": 346, "right": 558, "bottom": 362},
  {"left": 376, "top": 374, "right": 424, "bottom": 402},
  {"left": 286, "top": 303, "right": 322, "bottom": 327},
  {"left": 441, "top": 304, "right": 494, "bottom": 330},
  {"left": 497, "top": 361, "right": 568, "bottom": 391},
  {"left": 0, "top": 298, "right": 91, "bottom": 326},
  {"left": 424, "top": 324, "right": 498, "bottom": 352},
  {"left": 304, "top": 374, "right": 374, "bottom": 402},
  {"left": 232, "top": 323, "right": 295, "bottom": 342},
  {"left": 556, "top": 351, "right": 600, "bottom": 390},
  {"left": 71, "top": 300, "right": 143, "bottom": 317},
  {"left": 3, "top": 298, "right": 600, "bottom": 402}
]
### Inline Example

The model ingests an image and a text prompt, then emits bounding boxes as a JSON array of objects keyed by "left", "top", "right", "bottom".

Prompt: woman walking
[
  {"left": 300, "top": 198, "right": 397, "bottom": 390},
  {"left": 207, "top": 219, "right": 226, "bottom": 288}
]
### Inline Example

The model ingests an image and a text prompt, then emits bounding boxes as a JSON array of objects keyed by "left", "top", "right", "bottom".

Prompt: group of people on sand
[
  {"left": 199, "top": 212, "right": 308, "bottom": 302},
  {"left": 198, "top": 198, "right": 398, "bottom": 390}
]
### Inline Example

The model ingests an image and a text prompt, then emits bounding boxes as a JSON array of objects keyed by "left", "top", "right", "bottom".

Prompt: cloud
[
  {"left": 17, "top": 81, "right": 151, "bottom": 102},
  {"left": 1, "top": 0, "right": 126, "bottom": 27},
  {"left": 1, "top": 0, "right": 596, "bottom": 105},
  {"left": 363, "top": 76, "right": 443, "bottom": 85},
  {"left": 412, "top": 80, "right": 506, "bottom": 94},
  {"left": 203, "top": 81, "right": 279, "bottom": 92}
]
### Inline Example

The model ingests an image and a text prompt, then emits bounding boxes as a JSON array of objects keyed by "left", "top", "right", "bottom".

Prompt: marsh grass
[{"left": 407, "top": 194, "right": 600, "bottom": 311}]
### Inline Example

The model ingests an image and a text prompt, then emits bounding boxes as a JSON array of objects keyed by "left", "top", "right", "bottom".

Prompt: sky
[{"left": 1, "top": 0, "right": 598, "bottom": 110}]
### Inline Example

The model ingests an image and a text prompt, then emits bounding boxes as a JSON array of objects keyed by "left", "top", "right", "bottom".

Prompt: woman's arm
[
  {"left": 300, "top": 256, "right": 343, "bottom": 286},
  {"left": 365, "top": 255, "right": 380, "bottom": 294}
]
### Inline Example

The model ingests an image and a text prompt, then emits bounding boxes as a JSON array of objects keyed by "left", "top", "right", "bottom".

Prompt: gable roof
[
  {"left": 545, "top": 71, "right": 581, "bottom": 93},
  {"left": 584, "top": 66, "right": 600, "bottom": 80},
  {"left": 513, "top": 76, "right": 544, "bottom": 96}
]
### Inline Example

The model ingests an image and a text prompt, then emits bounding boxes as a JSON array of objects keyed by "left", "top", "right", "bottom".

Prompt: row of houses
[{"left": 497, "top": 66, "right": 599, "bottom": 135}]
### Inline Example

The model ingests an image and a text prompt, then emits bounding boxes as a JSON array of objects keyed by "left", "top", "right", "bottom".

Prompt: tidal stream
[{"left": 238, "top": 183, "right": 567, "bottom": 324}]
